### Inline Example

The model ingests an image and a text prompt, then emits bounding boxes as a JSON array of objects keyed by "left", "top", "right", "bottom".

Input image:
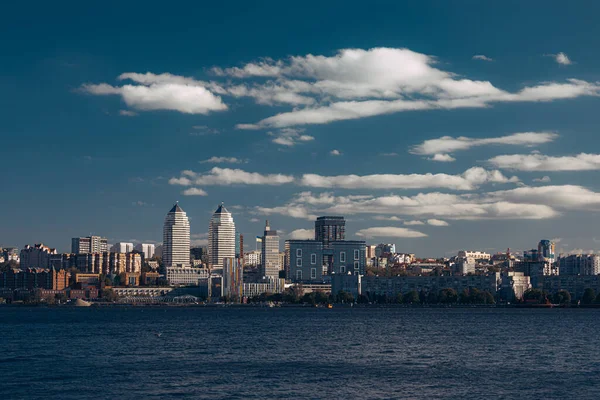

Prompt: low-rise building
[
  {"left": 166, "top": 266, "right": 209, "bottom": 286},
  {"left": 558, "top": 254, "right": 600, "bottom": 276},
  {"left": 20, "top": 244, "right": 57, "bottom": 269}
]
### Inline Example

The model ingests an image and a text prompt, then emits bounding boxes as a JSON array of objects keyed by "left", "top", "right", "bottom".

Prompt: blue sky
[{"left": 2, "top": 1, "right": 600, "bottom": 256}]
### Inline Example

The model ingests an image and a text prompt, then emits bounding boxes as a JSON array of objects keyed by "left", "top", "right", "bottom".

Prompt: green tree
[
  {"left": 482, "top": 291, "right": 495, "bottom": 304},
  {"left": 102, "top": 288, "right": 117, "bottom": 302},
  {"left": 335, "top": 290, "right": 354, "bottom": 304},
  {"left": 403, "top": 290, "right": 420, "bottom": 304},
  {"left": 523, "top": 289, "right": 545, "bottom": 303},
  {"left": 582, "top": 288, "right": 596, "bottom": 305},
  {"left": 439, "top": 288, "right": 458, "bottom": 304},
  {"left": 553, "top": 290, "right": 571, "bottom": 305},
  {"left": 426, "top": 291, "right": 439, "bottom": 304},
  {"left": 302, "top": 292, "right": 317, "bottom": 305}
]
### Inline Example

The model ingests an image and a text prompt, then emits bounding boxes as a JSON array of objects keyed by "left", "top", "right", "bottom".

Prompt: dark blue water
[{"left": 1, "top": 307, "right": 599, "bottom": 399}]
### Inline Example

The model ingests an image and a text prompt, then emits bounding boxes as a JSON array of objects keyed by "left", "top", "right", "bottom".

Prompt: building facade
[
  {"left": 314, "top": 216, "right": 345, "bottom": 248},
  {"left": 457, "top": 250, "right": 491, "bottom": 260},
  {"left": 71, "top": 236, "right": 108, "bottom": 254},
  {"left": 260, "top": 220, "right": 280, "bottom": 279},
  {"left": 112, "top": 242, "right": 134, "bottom": 253},
  {"left": 208, "top": 204, "right": 235, "bottom": 270},
  {"left": 330, "top": 241, "right": 367, "bottom": 276},
  {"left": 223, "top": 257, "right": 243, "bottom": 300},
  {"left": 20, "top": 244, "right": 57, "bottom": 269},
  {"left": 166, "top": 266, "right": 209, "bottom": 286},
  {"left": 558, "top": 254, "right": 600, "bottom": 276},
  {"left": 285, "top": 240, "right": 325, "bottom": 282},
  {"left": 163, "top": 203, "right": 191, "bottom": 267}
]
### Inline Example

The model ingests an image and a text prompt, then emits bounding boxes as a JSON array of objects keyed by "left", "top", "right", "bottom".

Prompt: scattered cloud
[
  {"left": 132, "top": 201, "right": 148, "bottom": 206},
  {"left": 412, "top": 132, "right": 558, "bottom": 156},
  {"left": 533, "top": 176, "right": 551, "bottom": 183},
  {"left": 427, "top": 219, "right": 449, "bottom": 226},
  {"left": 182, "top": 187, "right": 208, "bottom": 196},
  {"left": 330, "top": 149, "right": 342, "bottom": 156},
  {"left": 190, "top": 125, "right": 220, "bottom": 136},
  {"left": 80, "top": 72, "right": 228, "bottom": 114},
  {"left": 472, "top": 55, "right": 494, "bottom": 62},
  {"left": 169, "top": 168, "right": 295, "bottom": 186},
  {"left": 380, "top": 152, "right": 398, "bottom": 156},
  {"left": 119, "top": 110, "right": 138, "bottom": 116},
  {"left": 374, "top": 216, "right": 402, "bottom": 221},
  {"left": 550, "top": 52, "right": 573, "bottom": 66},
  {"left": 488, "top": 153, "right": 600, "bottom": 171},
  {"left": 356, "top": 226, "right": 428, "bottom": 239},
  {"left": 191, "top": 233, "right": 208, "bottom": 247},
  {"left": 300, "top": 167, "right": 519, "bottom": 190},
  {"left": 200, "top": 156, "right": 246, "bottom": 164},
  {"left": 485, "top": 185, "right": 600, "bottom": 210},
  {"left": 430, "top": 153, "right": 456, "bottom": 162},
  {"left": 249, "top": 218, "right": 260, "bottom": 223},
  {"left": 404, "top": 220, "right": 425, "bottom": 226},
  {"left": 288, "top": 228, "right": 315, "bottom": 239},
  {"left": 269, "top": 127, "right": 314, "bottom": 146}
]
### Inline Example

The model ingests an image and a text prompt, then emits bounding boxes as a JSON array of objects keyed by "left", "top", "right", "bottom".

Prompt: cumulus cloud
[
  {"left": 226, "top": 48, "right": 600, "bottom": 128},
  {"left": 430, "top": 154, "right": 456, "bottom": 162},
  {"left": 170, "top": 168, "right": 295, "bottom": 186},
  {"left": 255, "top": 190, "right": 559, "bottom": 222},
  {"left": 182, "top": 188, "right": 208, "bottom": 196},
  {"left": 119, "top": 110, "right": 137, "bottom": 116},
  {"left": 374, "top": 216, "right": 402, "bottom": 221},
  {"left": 288, "top": 229, "right": 315, "bottom": 240},
  {"left": 552, "top": 52, "right": 573, "bottom": 65},
  {"left": 533, "top": 176, "right": 551, "bottom": 183},
  {"left": 300, "top": 167, "right": 519, "bottom": 191},
  {"left": 356, "top": 226, "right": 428, "bottom": 239},
  {"left": 330, "top": 149, "right": 342, "bottom": 156},
  {"left": 472, "top": 55, "right": 494, "bottom": 62},
  {"left": 80, "top": 72, "right": 228, "bottom": 114},
  {"left": 427, "top": 219, "right": 449, "bottom": 226},
  {"left": 486, "top": 185, "right": 600, "bottom": 210},
  {"left": 200, "top": 157, "right": 246, "bottom": 164},
  {"left": 269, "top": 128, "right": 314, "bottom": 146},
  {"left": 488, "top": 153, "right": 600, "bottom": 171},
  {"left": 412, "top": 132, "right": 558, "bottom": 156},
  {"left": 169, "top": 167, "right": 517, "bottom": 191},
  {"left": 404, "top": 220, "right": 425, "bottom": 226}
]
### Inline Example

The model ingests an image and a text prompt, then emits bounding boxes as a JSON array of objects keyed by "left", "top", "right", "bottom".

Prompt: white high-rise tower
[
  {"left": 208, "top": 203, "right": 235, "bottom": 270},
  {"left": 163, "top": 203, "right": 191, "bottom": 267},
  {"left": 261, "top": 220, "right": 280, "bottom": 279}
]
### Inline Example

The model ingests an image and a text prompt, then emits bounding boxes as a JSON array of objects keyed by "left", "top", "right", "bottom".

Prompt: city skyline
[{"left": 2, "top": 2, "right": 600, "bottom": 256}]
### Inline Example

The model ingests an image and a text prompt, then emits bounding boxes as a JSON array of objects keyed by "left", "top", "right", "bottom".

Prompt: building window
[
  {"left": 354, "top": 261, "right": 360, "bottom": 270},
  {"left": 354, "top": 249, "right": 360, "bottom": 260},
  {"left": 340, "top": 266, "right": 346, "bottom": 273},
  {"left": 311, "top": 268, "right": 317, "bottom": 279},
  {"left": 296, "top": 258, "right": 302, "bottom": 267},
  {"left": 296, "top": 270, "right": 302, "bottom": 280},
  {"left": 296, "top": 249, "right": 302, "bottom": 257},
  {"left": 311, "top": 253, "right": 317, "bottom": 265},
  {"left": 340, "top": 251, "right": 346, "bottom": 263}
]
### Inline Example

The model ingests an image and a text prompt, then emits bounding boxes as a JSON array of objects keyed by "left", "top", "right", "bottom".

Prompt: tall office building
[
  {"left": 223, "top": 257, "right": 243, "bottom": 300},
  {"left": 315, "top": 216, "right": 345, "bottom": 248},
  {"left": 72, "top": 236, "right": 108, "bottom": 254},
  {"left": 260, "top": 220, "right": 280, "bottom": 279},
  {"left": 208, "top": 203, "right": 235, "bottom": 270},
  {"left": 163, "top": 203, "right": 191, "bottom": 267}
]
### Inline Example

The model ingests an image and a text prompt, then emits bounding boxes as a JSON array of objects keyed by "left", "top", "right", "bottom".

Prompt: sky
[{"left": 1, "top": 1, "right": 600, "bottom": 256}]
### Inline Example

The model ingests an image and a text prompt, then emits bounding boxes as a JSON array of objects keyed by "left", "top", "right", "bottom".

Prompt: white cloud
[
  {"left": 200, "top": 157, "right": 245, "bottom": 164},
  {"left": 225, "top": 48, "right": 600, "bottom": 128},
  {"left": 430, "top": 154, "right": 456, "bottom": 162},
  {"left": 249, "top": 218, "right": 260, "bottom": 223},
  {"left": 269, "top": 128, "right": 314, "bottom": 147},
  {"left": 170, "top": 168, "right": 295, "bottom": 186},
  {"left": 256, "top": 190, "right": 558, "bottom": 222},
  {"left": 427, "top": 219, "right": 449, "bottom": 226},
  {"left": 553, "top": 52, "right": 572, "bottom": 65},
  {"left": 380, "top": 152, "right": 398, "bottom": 156},
  {"left": 356, "top": 226, "right": 428, "bottom": 239},
  {"left": 190, "top": 125, "right": 220, "bottom": 136},
  {"left": 472, "top": 55, "right": 494, "bottom": 62},
  {"left": 404, "top": 220, "right": 425, "bottom": 226},
  {"left": 486, "top": 185, "right": 600, "bottom": 210},
  {"left": 300, "top": 167, "right": 519, "bottom": 191},
  {"left": 119, "top": 110, "right": 137, "bottom": 116},
  {"left": 330, "top": 149, "right": 342, "bottom": 156},
  {"left": 488, "top": 153, "right": 600, "bottom": 171},
  {"left": 412, "top": 132, "right": 558, "bottom": 156},
  {"left": 533, "top": 176, "right": 551, "bottom": 183},
  {"left": 288, "top": 229, "right": 315, "bottom": 240},
  {"left": 191, "top": 233, "right": 208, "bottom": 247},
  {"left": 80, "top": 72, "right": 228, "bottom": 114},
  {"left": 374, "top": 216, "right": 402, "bottom": 221},
  {"left": 182, "top": 188, "right": 208, "bottom": 196}
]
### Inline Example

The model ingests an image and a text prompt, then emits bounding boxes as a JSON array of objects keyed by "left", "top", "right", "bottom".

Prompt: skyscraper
[
  {"left": 260, "top": 220, "right": 280, "bottom": 279},
  {"left": 315, "top": 216, "right": 345, "bottom": 248},
  {"left": 538, "top": 239, "right": 556, "bottom": 263},
  {"left": 163, "top": 203, "right": 191, "bottom": 267},
  {"left": 208, "top": 203, "right": 235, "bottom": 270}
]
